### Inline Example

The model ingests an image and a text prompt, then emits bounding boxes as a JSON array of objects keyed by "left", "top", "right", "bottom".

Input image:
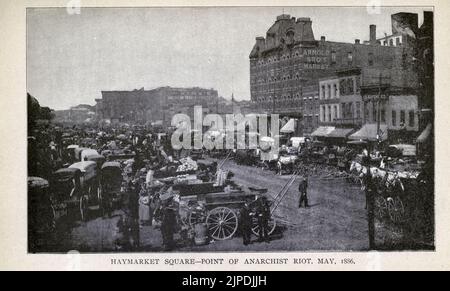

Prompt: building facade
[
  {"left": 96, "top": 87, "right": 219, "bottom": 126},
  {"left": 249, "top": 13, "right": 422, "bottom": 139}
]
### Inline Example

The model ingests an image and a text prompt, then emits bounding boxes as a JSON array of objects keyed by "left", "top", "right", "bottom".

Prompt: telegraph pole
[{"left": 376, "top": 73, "right": 382, "bottom": 144}]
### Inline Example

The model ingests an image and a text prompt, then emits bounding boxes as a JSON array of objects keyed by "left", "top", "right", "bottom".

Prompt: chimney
[
  {"left": 370, "top": 24, "right": 377, "bottom": 44},
  {"left": 355, "top": 39, "right": 360, "bottom": 44}
]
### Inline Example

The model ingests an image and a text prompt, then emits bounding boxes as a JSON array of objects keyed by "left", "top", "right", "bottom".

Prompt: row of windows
[
  {"left": 255, "top": 94, "right": 320, "bottom": 101},
  {"left": 391, "top": 110, "right": 415, "bottom": 127},
  {"left": 320, "top": 82, "right": 339, "bottom": 99},
  {"left": 320, "top": 104, "right": 340, "bottom": 123},
  {"left": 381, "top": 37, "right": 402, "bottom": 47}
]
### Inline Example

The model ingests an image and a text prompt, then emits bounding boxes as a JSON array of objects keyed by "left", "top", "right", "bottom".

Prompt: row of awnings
[
  {"left": 311, "top": 124, "right": 388, "bottom": 141},
  {"left": 311, "top": 123, "right": 432, "bottom": 143}
]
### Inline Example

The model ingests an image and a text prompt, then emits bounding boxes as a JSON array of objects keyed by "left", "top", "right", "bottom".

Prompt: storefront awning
[
  {"left": 416, "top": 123, "right": 432, "bottom": 143},
  {"left": 349, "top": 124, "right": 388, "bottom": 142},
  {"left": 327, "top": 128, "right": 355, "bottom": 138},
  {"left": 280, "top": 119, "right": 295, "bottom": 133},
  {"left": 311, "top": 126, "right": 335, "bottom": 137}
]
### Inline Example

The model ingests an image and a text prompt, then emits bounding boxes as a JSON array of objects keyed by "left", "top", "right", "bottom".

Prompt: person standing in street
[
  {"left": 298, "top": 176, "right": 309, "bottom": 208},
  {"left": 256, "top": 196, "right": 271, "bottom": 243},
  {"left": 240, "top": 199, "right": 253, "bottom": 246},
  {"left": 160, "top": 189, "right": 177, "bottom": 251},
  {"left": 127, "top": 179, "right": 141, "bottom": 250}
]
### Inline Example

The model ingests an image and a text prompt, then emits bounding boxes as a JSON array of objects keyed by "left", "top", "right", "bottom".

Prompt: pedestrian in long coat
[
  {"left": 298, "top": 176, "right": 309, "bottom": 208},
  {"left": 240, "top": 201, "right": 253, "bottom": 246}
]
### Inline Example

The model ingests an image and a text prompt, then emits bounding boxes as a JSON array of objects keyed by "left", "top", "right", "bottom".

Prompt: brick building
[
  {"left": 96, "top": 86, "right": 219, "bottom": 126},
  {"left": 249, "top": 13, "right": 422, "bottom": 139}
]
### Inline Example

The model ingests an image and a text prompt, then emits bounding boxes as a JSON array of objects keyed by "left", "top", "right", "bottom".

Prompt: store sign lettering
[{"left": 301, "top": 49, "right": 330, "bottom": 69}]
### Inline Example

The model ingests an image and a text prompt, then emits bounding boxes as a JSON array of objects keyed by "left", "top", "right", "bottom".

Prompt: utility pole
[{"left": 376, "top": 73, "right": 382, "bottom": 145}]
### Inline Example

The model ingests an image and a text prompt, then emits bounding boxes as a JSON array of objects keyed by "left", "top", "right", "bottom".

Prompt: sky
[{"left": 27, "top": 6, "right": 431, "bottom": 110}]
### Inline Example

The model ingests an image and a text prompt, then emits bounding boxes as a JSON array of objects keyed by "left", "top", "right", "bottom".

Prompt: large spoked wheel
[
  {"left": 387, "top": 197, "right": 405, "bottom": 223},
  {"left": 375, "top": 196, "right": 388, "bottom": 219},
  {"left": 79, "top": 195, "right": 89, "bottom": 222},
  {"left": 251, "top": 217, "right": 277, "bottom": 236},
  {"left": 206, "top": 207, "right": 238, "bottom": 241}
]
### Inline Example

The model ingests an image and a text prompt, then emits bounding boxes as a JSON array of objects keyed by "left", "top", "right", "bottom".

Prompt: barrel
[{"left": 194, "top": 223, "right": 208, "bottom": 246}]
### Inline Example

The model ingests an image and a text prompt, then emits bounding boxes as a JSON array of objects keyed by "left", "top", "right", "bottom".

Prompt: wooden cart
[{"left": 178, "top": 186, "right": 277, "bottom": 241}]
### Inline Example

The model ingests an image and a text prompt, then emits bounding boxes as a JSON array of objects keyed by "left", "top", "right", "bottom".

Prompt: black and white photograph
[{"left": 26, "top": 5, "right": 435, "bottom": 254}]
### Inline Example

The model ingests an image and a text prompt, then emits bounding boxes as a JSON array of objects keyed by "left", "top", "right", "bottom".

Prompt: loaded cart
[{"left": 177, "top": 184, "right": 277, "bottom": 241}]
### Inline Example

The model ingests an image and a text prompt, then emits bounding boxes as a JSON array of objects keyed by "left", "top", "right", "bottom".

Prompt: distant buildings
[
  {"left": 53, "top": 104, "right": 96, "bottom": 124},
  {"left": 95, "top": 86, "right": 219, "bottom": 126},
  {"left": 249, "top": 12, "right": 432, "bottom": 142}
]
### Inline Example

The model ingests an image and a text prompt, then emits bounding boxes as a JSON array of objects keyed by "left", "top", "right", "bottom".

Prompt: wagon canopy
[
  {"left": 28, "top": 177, "right": 49, "bottom": 190},
  {"left": 69, "top": 161, "right": 97, "bottom": 173},
  {"left": 53, "top": 168, "right": 82, "bottom": 181},
  {"left": 87, "top": 154, "right": 106, "bottom": 163},
  {"left": 81, "top": 149, "right": 100, "bottom": 161}
]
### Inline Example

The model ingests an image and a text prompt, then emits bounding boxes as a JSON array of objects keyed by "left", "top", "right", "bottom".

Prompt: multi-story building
[
  {"left": 249, "top": 13, "right": 422, "bottom": 140},
  {"left": 96, "top": 86, "right": 219, "bottom": 126}
]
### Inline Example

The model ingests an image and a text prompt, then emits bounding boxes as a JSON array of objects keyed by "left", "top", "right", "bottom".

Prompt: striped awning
[
  {"left": 327, "top": 128, "right": 355, "bottom": 138},
  {"left": 311, "top": 126, "right": 335, "bottom": 137},
  {"left": 349, "top": 124, "right": 388, "bottom": 142},
  {"left": 280, "top": 119, "right": 295, "bottom": 133},
  {"left": 416, "top": 123, "right": 432, "bottom": 143}
]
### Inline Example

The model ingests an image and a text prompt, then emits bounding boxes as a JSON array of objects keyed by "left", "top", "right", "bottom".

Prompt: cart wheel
[
  {"left": 206, "top": 207, "right": 238, "bottom": 241},
  {"left": 251, "top": 217, "right": 277, "bottom": 236},
  {"left": 80, "top": 195, "right": 89, "bottom": 222},
  {"left": 388, "top": 197, "right": 405, "bottom": 223},
  {"left": 375, "top": 197, "right": 388, "bottom": 219}
]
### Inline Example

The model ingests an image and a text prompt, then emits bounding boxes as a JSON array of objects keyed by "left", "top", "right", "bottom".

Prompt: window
[
  {"left": 400, "top": 110, "right": 406, "bottom": 126},
  {"left": 373, "top": 105, "right": 377, "bottom": 122},
  {"left": 356, "top": 76, "right": 361, "bottom": 93},
  {"left": 322, "top": 85, "right": 326, "bottom": 99},
  {"left": 383, "top": 41, "right": 387, "bottom": 46},
  {"left": 409, "top": 110, "right": 415, "bottom": 127},
  {"left": 328, "top": 84, "right": 331, "bottom": 98},
  {"left": 396, "top": 37, "right": 401, "bottom": 46},
  {"left": 334, "top": 84, "right": 338, "bottom": 97},
  {"left": 331, "top": 51, "right": 336, "bottom": 64},
  {"left": 334, "top": 105, "right": 338, "bottom": 120},
  {"left": 392, "top": 110, "right": 397, "bottom": 126},
  {"left": 365, "top": 102, "right": 370, "bottom": 121},
  {"left": 322, "top": 106, "right": 326, "bottom": 122},
  {"left": 389, "top": 39, "right": 394, "bottom": 46},
  {"left": 328, "top": 105, "right": 332, "bottom": 122},
  {"left": 356, "top": 102, "right": 361, "bottom": 119},
  {"left": 347, "top": 52, "right": 353, "bottom": 65},
  {"left": 348, "top": 78, "right": 355, "bottom": 95},
  {"left": 381, "top": 109, "right": 386, "bottom": 123},
  {"left": 368, "top": 52, "right": 374, "bottom": 66}
]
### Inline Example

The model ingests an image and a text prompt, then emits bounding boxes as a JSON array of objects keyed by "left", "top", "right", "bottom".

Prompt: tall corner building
[{"left": 249, "top": 12, "right": 430, "bottom": 141}]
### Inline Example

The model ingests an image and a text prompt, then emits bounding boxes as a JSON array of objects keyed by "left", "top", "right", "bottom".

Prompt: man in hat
[
  {"left": 298, "top": 176, "right": 309, "bottom": 208},
  {"left": 160, "top": 188, "right": 177, "bottom": 251},
  {"left": 255, "top": 196, "right": 271, "bottom": 243},
  {"left": 240, "top": 198, "right": 253, "bottom": 246},
  {"left": 127, "top": 178, "right": 141, "bottom": 249}
]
